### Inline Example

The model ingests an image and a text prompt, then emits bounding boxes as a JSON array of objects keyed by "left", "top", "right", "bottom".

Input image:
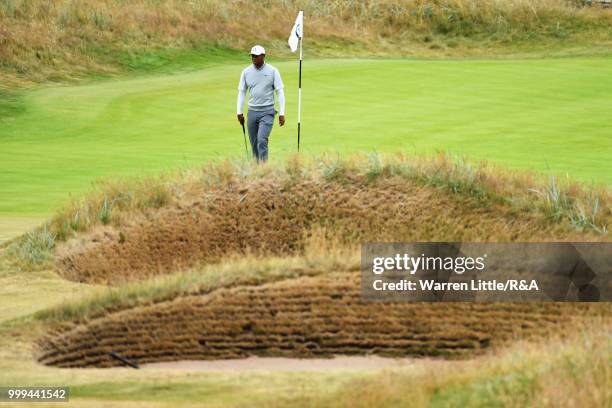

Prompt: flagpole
[
  {"left": 297, "top": 34, "right": 302, "bottom": 152},
  {"left": 288, "top": 10, "right": 303, "bottom": 152}
]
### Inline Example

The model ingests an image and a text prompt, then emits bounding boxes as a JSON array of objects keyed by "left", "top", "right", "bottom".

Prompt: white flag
[{"left": 288, "top": 11, "right": 303, "bottom": 53}]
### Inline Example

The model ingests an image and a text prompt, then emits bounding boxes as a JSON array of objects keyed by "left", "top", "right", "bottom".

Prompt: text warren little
[{"left": 373, "top": 279, "right": 540, "bottom": 291}]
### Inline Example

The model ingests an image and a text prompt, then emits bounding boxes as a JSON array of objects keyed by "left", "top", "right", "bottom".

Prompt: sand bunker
[{"left": 141, "top": 356, "right": 425, "bottom": 372}]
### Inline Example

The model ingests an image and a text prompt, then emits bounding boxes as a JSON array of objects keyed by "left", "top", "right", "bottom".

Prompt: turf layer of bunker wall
[{"left": 38, "top": 273, "right": 607, "bottom": 368}]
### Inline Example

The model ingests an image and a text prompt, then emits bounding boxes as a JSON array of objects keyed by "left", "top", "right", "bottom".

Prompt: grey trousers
[{"left": 247, "top": 108, "right": 275, "bottom": 162}]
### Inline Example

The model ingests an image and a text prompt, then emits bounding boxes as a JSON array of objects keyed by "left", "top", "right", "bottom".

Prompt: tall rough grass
[
  {"left": 48, "top": 175, "right": 177, "bottom": 242},
  {"left": 530, "top": 176, "right": 608, "bottom": 233},
  {"left": 38, "top": 153, "right": 610, "bottom": 247},
  {"left": 6, "top": 153, "right": 608, "bottom": 267},
  {"left": 286, "top": 317, "right": 612, "bottom": 407},
  {"left": 8, "top": 226, "right": 56, "bottom": 266},
  {"left": 35, "top": 243, "right": 359, "bottom": 324},
  {"left": 1, "top": 0, "right": 611, "bottom": 89}
]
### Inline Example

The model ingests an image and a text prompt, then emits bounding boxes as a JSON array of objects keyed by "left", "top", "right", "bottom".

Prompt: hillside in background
[{"left": 1, "top": 0, "right": 612, "bottom": 89}]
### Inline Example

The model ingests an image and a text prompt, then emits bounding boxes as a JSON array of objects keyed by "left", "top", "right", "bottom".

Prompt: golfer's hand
[
  {"left": 237, "top": 114, "right": 245, "bottom": 126},
  {"left": 279, "top": 115, "right": 285, "bottom": 126}
]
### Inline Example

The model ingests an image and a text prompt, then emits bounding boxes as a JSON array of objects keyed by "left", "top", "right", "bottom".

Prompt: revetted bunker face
[
  {"left": 38, "top": 273, "right": 595, "bottom": 368},
  {"left": 43, "top": 173, "right": 608, "bottom": 368},
  {"left": 55, "top": 178, "right": 584, "bottom": 284}
]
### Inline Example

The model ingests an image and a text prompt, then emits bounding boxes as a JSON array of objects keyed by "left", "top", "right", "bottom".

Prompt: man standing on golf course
[{"left": 236, "top": 45, "right": 285, "bottom": 162}]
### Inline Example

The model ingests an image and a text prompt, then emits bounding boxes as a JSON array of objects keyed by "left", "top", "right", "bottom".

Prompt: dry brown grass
[
  {"left": 7, "top": 153, "right": 609, "bottom": 278},
  {"left": 1, "top": 0, "right": 611, "bottom": 89},
  {"left": 42, "top": 153, "right": 609, "bottom": 284},
  {"left": 14, "top": 153, "right": 608, "bottom": 397},
  {"left": 37, "top": 268, "right": 607, "bottom": 368},
  {"left": 284, "top": 317, "right": 612, "bottom": 407}
]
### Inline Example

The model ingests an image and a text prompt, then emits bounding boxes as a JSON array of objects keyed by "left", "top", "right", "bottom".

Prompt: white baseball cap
[{"left": 250, "top": 45, "right": 266, "bottom": 56}]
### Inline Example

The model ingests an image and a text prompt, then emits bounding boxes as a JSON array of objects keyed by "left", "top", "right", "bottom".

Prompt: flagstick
[{"left": 297, "top": 36, "right": 302, "bottom": 152}]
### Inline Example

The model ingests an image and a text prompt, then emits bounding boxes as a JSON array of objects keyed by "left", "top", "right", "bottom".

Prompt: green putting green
[{"left": 1, "top": 57, "right": 611, "bottom": 215}]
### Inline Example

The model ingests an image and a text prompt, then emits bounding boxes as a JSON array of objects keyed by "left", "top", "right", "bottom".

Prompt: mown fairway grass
[{"left": 1, "top": 56, "right": 611, "bottom": 216}]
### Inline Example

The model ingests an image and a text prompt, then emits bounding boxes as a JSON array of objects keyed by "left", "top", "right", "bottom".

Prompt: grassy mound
[
  {"left": 32, "top": 154, "right": 609, "bottom": 284},
  {"left": 2, "top": 0, "right": 612, "bottom": 88}
]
